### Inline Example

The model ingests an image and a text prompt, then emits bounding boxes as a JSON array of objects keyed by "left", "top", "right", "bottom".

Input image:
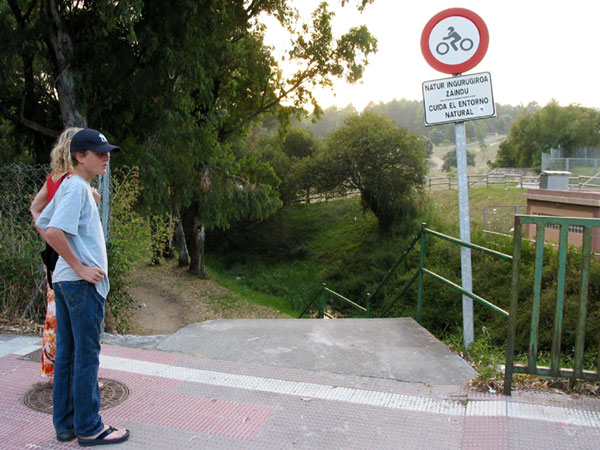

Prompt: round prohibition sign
[{"left": 421, "top": 8, "right": 489, "bottom": 74}]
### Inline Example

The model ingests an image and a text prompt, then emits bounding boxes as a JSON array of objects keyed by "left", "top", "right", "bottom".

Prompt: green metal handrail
[
  {"left": 366, "top": 231, "right": 422, "bottom": 305},
  {"left": 298, "top": 216, "right": 600, "bottom": 396},
  {"left": 379, "top": 223, "right": 512, "bottom": 322},
  {"left": 298, "top": 283, "right": 371, "bottom": 319},
  {"left": 379, "top": 269, "right": 420, "bottom": 318},
  {"left": 301, "top": 224, "right": 512, "bottom": 322},
  {"left": 297, "top": 285, "right": 324, "bottom": 318},
  {"left": 424, "top": 228, "right": 513, "bottom": 262},
  {"left": 504, "top": 215, "right": 600, "bottom": 394},
  {"left": 420, "top": 268, "right": 509, "bottom": 318}
]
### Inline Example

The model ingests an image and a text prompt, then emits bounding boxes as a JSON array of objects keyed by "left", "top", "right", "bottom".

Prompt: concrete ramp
[{"left": 157, "top": 318, "right": 475, "bottom": 385}]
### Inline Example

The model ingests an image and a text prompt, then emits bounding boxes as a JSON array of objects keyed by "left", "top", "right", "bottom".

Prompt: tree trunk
[
  {"left": 181, "top": 203, "right": 205, "bottom": 278},
  {"left": 150, "top": 220, "right": 162, "bottom": 265},
  {"left": 163, "top": 233, "right": 175, "bottom": 260},
  {"left": 172, "top": 201, "right": 189, "bottom": 267},
  {"left": 43, "top": 0, "right": 87, "bottom": 127},
  {"left": 175, "top": 220, "right": 189, "bottom": 266},
  {"left": 23, "top": 52, "right": 52, "bottom": 163},
  {"left": 190, "top": 220, "right": 206, "bottom": 277}
]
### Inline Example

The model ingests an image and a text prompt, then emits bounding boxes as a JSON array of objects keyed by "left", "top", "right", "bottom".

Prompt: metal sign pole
[
  {"left": 98, "top": 162, "right": 110, "bottom": 338},
  {"left": 421, "top": 7, "right": 490, "bottom": 352},
  {"left": 99, "top": 161, "right": 110, "bottom": 240},
  {"left": 455, "top": 121, "right": 474, "bottom": 350}
]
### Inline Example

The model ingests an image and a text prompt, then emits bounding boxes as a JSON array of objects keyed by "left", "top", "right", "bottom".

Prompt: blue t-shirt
[{"left": 36, "top": 175, "right": 109, "bottom": 299}]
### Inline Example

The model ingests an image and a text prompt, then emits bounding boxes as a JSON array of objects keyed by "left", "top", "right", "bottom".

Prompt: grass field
[
  {"left": 207, "top": 185, "right": 527, "bottom": 317},
  {"left": 426, "top": 185, "right": 527, "bottom": 234}
]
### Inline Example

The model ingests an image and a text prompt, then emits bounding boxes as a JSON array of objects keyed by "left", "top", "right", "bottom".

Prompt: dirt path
[
  {"left": 430, "top": 154, "right": 444, "bottom": 171},
  {"left": 127, "top": 258, "right": 288, "bottom": 335}
]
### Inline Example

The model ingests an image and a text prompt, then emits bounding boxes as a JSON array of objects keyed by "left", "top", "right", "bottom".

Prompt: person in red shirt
[
  {"left": 31, "top": 129, "right": 105, "bottom": 388},
  {"left": 31, "top": 128, "right": 81, "bottom": 384},
  {"left": 31, "top": 129, "right": 104, "bottom": 385}
]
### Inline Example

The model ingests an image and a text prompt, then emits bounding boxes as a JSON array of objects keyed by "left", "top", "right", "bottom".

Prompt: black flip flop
[{"left": 77, "top": 426, "right": 130, "bottom": 447}]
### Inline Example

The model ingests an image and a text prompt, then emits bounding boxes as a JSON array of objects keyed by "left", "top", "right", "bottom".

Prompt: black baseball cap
[{"left": 70, "top": 128, "right": 120, "bottom": 153}]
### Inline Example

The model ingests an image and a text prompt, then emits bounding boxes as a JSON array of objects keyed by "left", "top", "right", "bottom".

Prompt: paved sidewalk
[{"left": 1, "top": 320, "right": 600, "bottom": 449}]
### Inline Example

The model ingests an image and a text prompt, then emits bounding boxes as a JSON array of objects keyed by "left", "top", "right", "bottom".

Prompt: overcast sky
[{"left": 264, "top": 0, "right": 600, "bottom": 111}]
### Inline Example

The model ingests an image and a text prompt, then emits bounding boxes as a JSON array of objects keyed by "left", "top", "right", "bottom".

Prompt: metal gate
[{"left": 504, "top": 215, "right": 600, "bottom": 394}]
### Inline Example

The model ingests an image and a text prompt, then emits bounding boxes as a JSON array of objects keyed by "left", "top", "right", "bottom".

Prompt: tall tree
[
  {"left": 494, "top": 101, "right": 600, "bottom": 168},
  {"left": 1, "top": 0, "right": 146, "bottom": 157},
  {"left": 441, "top": 148, "right": 475, "bottom": 172},
  {"left": 253, "top": 126, "right": 321, "bottom": 204},
  {"left": 158, "top": 1, "right": 377, "bottom": 274},
  {"left": 319, "top": 111, "right": 428, "bottom": 233},
  {"left": 2, "top": 0, "right": 378, "bottom": 276}
]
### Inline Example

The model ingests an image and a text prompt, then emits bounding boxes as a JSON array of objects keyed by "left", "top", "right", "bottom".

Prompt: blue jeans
[{"left": 52, "top": 280, "right": 105, "bottom": 438}]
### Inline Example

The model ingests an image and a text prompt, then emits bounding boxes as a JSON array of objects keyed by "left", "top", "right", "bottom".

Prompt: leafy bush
[
  {"left": 104, "top": 167, "right": 173, "bottom": 332},
  {"left": 0, "top": 164, "right": 48, "bottom": 321},
  {"left": 441, "top": 148, "right": 475, "bottom": 172},
  {"left": 0, "top": 245, "right": 43, "bottom": 318},
  {"left": 0, "top": 163, "right": 171, "bottom": 333},
  {"left": 320, "top": 111, "right": 428, "bottom": 234}
]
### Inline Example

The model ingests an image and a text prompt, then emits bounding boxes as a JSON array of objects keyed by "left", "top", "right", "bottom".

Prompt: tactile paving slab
[{"left": 3, "top": 332, "right": 600, "bottom": 449}]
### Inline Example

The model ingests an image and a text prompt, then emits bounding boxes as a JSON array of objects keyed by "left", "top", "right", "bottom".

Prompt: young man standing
[{"left": 35, "top": 128, "right": 129, "bottom": 446}]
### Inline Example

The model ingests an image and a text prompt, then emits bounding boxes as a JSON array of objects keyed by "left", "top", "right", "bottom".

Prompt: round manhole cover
[{"left": 23, "top": 378, "right": 129, "bottom": 414}]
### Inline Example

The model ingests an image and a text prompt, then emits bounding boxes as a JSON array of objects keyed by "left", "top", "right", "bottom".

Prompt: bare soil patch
[{"left": 127, "top": 257, "right": 288, "bottom": 335}]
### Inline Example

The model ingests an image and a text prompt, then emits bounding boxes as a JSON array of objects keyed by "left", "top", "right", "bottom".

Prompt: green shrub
[
  {"left": 0, "top": 248, "right": 43, "bottom": 318},
  {"left": 0, "top": 164, "right": 171, "bottom": 333},
  {"left": 0, "top": 164, "right": 47, "bottom": 321},
  {"left": 104, "top": 167, "right": 173, "bottom": 333}
]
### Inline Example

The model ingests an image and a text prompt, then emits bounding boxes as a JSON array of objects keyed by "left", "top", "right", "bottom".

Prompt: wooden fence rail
[{"left": 427, "top": 173, "right": 539, "bottom": 191}]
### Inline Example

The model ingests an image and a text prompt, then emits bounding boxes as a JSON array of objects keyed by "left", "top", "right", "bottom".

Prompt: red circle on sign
[{"left": 420, "top": 8, "right": 489, "bottom": 74}]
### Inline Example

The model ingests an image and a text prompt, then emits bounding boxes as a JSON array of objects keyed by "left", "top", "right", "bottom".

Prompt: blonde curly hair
[{"left": 49, "top": 127, "right": 82, "bottom": 181}]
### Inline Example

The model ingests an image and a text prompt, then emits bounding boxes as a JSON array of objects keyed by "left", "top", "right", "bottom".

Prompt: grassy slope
[
  {"left": 206, "top": 197, "right": 381, "bottom": 315},
  {"left": 206, "top": 133, "right": 519, "bottom": 317},
  {"left": 429, "top": 134, "right": 505, "bottom": 177},
  {"left": 206, "top": 186, "right": 527, "bottom": 320},
  {"left": 427, "top": 186, "right": 527, "bottom": 233}
]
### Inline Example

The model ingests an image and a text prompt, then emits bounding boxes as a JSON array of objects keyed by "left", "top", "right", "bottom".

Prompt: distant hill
[{"left": 297, "top": 99, "right": 540, "bottom": 144}]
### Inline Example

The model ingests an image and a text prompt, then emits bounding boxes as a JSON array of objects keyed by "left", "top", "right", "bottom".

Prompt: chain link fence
[
  {"left": 0, "top": 163, "right": 50, "bottom": 320},
  {"left": 542, "top": 147, "right": 600, "bottom": 177},
  {"left": 483, "top": 205, "right": 525, "bottom": 236},
  {"left": 0, "top": 163, "right": 112, "bottom": 322}
]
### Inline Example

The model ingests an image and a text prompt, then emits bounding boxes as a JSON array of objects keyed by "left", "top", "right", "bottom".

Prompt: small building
[
  {"left": 524, "top": 189, "right": 600, "bottom": 252},
  {"left": 539, "top": 170, "right": 571, "bottom": 191}
]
